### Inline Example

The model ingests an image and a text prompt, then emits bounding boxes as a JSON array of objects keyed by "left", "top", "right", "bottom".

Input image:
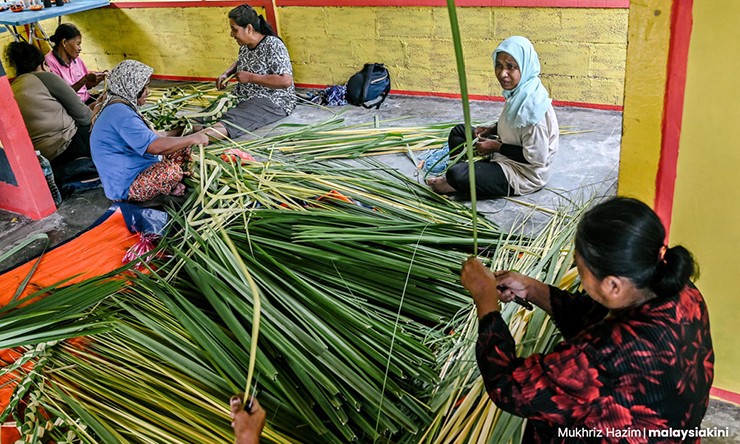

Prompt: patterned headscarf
[
  {"left": 492, "top": 36, "right": 552, "bottom": 128},
  {"left": 92, "top": 59, "right": 154, "bottom": 126}
]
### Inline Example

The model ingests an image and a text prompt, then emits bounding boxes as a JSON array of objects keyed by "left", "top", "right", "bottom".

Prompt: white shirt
[{"left": 492, "top": 104, "right": 559, "bottom": 195}]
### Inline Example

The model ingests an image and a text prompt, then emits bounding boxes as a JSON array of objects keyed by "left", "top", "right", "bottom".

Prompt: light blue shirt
[{"left": 90, "top": 103, "right": 159, "bottom": 200}]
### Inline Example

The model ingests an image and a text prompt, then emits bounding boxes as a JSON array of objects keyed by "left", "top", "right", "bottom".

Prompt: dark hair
[
  {"left": 5, "top": 41, "right": 45, "bottom": 75},
  {"left": 575, "top": 197, "right": 697, "bottom": 298},
  {"left": 50, "top": 23, "right": 82, "bottom": 48},
  {"left": 228, "top": 4, "right": 275, "bottom": 36}
]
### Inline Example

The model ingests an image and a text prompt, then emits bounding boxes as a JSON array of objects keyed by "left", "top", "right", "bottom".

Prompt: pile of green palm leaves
[
  {"left": 0, "top": 134, "right": 587, "bottom": 443},
  {"left": 0, "top": 2, "right": 594, "bottom": 440}
]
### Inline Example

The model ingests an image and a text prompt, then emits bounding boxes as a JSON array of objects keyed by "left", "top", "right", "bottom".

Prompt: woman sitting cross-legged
[
  {"left": 200, "top": 4, "right": 296, "bottom": 140},
  {"left": 428, "top": 36, "right": 559, "bottom": 199},
  {"left": 90, "top": 60, "right": 209, "bottom": 204}
]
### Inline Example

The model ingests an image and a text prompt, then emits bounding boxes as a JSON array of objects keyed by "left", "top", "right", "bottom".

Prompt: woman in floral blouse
[
  {"left": 461, "top": 197, "right": 714, "bottom": 443},
  {"left": 204, "top": 4, "right": 296, "bottom": 140}
]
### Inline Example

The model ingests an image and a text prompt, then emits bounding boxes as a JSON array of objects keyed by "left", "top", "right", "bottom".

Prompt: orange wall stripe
[{"left": 654, "top": 0, "right": 692, "bottom": 236}]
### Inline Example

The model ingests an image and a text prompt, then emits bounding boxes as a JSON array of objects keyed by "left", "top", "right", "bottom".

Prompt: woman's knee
[
  {"left": 162, "top": 164, "right": 184, "bottom": 184},
  {"left": 448, "top": 124, "right": 467, "bottom": 153}
]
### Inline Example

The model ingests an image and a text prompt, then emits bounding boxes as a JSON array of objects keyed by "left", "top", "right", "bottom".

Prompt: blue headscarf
[{"left": 493, "top": 36, "right": 551, "bottom": 128}]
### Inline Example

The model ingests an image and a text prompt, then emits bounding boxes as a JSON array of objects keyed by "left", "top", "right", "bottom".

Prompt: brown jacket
[{"left": 11, "top": 71, "right": 92, "bottom": 160}]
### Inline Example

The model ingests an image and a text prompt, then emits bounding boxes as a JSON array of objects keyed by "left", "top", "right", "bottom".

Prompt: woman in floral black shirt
[
  {"left": 461, "top": 197, "right": 714, "bottom": 443},
  {"left": 204, "top": 4, "right": 296, "bottom": 140}
]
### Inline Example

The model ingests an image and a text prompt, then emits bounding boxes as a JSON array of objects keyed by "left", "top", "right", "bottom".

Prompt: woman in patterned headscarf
[
  {"left": 90, "top": 60, "right": 209, "bottom": 203},
  {"left": 201, "top": 4, "right": 295, "bottom": 140},
  {"left": 427, "top": 36, "right": 559, "bottom": 199}
]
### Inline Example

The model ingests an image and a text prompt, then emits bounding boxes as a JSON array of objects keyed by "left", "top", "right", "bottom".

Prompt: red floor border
[
  {"left": 150, "top": 76, "right": 623, "bottom": 111},
  {"left": 710, "top": 387, "right": 740, "bottom": 407}
]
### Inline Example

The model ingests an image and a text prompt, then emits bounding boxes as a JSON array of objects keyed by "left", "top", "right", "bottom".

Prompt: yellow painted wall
[
  {"left": 0, "top": 32, "right": 13, "bottom": 74},
  {"left": 71, "top": 7, "right": 253, "bottom": 79},
  {"left": 3, "top": 4, "right": 627, "bottom": 106},
  {"left": 281, "top": 6, "right": 628, "bottom": 105},
  {"left": 669, "top": 0, "right": 740, "bottom": 394},
  {"left": 617, "top": 0, "right": 672, "bottom": 201},
  {"left": 0, "top": 6, "right": 261, "bottom": 78}
]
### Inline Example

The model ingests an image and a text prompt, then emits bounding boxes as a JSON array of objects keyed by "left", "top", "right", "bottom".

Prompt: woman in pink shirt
[{"left": 44, "top": 23, "right": 106, "bottom": 104}]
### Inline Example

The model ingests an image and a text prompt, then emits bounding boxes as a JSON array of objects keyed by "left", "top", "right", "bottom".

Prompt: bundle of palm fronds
[
  {"left": 0, "top": 145, "right": 494, "bottom": 442},
  {"left": 141, "top": 83, "right": 241, "bottom": 132},
  {"left": 417, "top": 206, "right": 584, "bottom": 444},
  {"left": 0, "top": 0, "right": 594, "bottom": 436},
  {"left": 0, "top": 152, "right": 586, "bottom": 444}
]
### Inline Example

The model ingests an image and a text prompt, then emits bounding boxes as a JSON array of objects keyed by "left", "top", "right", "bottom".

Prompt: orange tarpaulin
[
  {"left": 0, "top": 208, "right": 136, "bottom": 305},
  {"left": 0, "top": 208, "right": 138, "bottom": 435}
]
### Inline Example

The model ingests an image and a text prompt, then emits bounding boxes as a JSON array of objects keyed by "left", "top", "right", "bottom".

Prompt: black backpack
[{"left": 346, "top": 63, "right": 391, "bottom": 109}]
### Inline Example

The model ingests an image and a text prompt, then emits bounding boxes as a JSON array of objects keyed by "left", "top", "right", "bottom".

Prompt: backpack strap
[
  {"left": 362, "top": 80, "right": 390, "bottom": 110},
  {"left": 361, "top": 64, "right": 390, "bottom": 110},
  {"left": 360, "top": 63, "right": 375, "bottom": 105}
]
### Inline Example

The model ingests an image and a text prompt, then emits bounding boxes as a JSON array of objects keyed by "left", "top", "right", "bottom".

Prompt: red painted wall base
[
  {"left": 151, "top": 75, "right": 623, "bottom": 111},
  {"left": 710, "top": 387, "right": 740, "bottom": 407}
]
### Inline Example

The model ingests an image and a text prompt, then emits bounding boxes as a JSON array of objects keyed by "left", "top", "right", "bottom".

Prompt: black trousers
[
  {"left": 447, "top": 123, "right": 473, "bottom": 155},
  {"left": 445, "top": 124, "right": 514, "bottom": 198},
  {"left": 51, "top": 124, "right": 96, "bottom": 184}
]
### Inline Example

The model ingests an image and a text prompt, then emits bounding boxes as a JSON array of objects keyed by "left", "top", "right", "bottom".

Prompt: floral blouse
[
  {"left": 476, "top": 284, "right": 714, "bottom": 443},
  {"left": 234, "top": 35, "right": 296, "bottom": 115}
]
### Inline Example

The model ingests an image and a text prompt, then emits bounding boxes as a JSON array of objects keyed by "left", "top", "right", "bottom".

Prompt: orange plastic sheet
[
  {"left": 0, "top": 208, "right": 136, "bottom": 305},
  {"left": 0, "top": 207, "right": 138, "bottom": 431}
]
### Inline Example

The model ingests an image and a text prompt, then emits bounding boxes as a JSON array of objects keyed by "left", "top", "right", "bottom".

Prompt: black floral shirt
[
  {"left": 235, "top": 35, "right": 296, "bottom": 115},
  {"left": 476, "top": 284, "right": 714, "bottom": 443}
]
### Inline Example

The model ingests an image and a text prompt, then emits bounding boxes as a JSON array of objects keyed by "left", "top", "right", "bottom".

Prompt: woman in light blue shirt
[{"left": 90, "top": 60, "right": 209, "bottom": 202}]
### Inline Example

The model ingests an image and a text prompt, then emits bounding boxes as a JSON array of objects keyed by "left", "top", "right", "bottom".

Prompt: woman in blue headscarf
[{"left": 427, "top": 36, "right": 559, "bottom": 198}]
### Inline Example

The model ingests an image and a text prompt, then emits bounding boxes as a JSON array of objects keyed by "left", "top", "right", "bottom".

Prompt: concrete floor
[
  {"left": 279, "top": 94, "right": 622, "bottom": 235},
  {"left": 0, "top": 92, "right": 738, "bottom": 440},
  {"left": 2, "top": 92, "right": 622, "bottom": 267}
]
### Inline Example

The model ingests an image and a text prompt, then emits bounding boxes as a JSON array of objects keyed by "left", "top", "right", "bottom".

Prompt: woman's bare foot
[
  {"left": 426, "top": 176, "right": 457, "bottom": 194},
  {"left": 170, "top": 182, "right": 187, "bottom": 196}
]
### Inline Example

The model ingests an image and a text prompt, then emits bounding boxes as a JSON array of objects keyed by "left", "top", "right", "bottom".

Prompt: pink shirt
[{"left": 44, "top": 50, "right": 91, "bottom": 103}]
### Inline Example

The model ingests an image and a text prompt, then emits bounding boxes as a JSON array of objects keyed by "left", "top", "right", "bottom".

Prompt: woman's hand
[
  {"left": 188, "top": 131, "right": 211, "bottom": 147},
  {"left": 230, "top": 396, "right": 266, "bottom": 444},
  {"left": 492, "top": 271, "right": 531, "bottom": 302},
  {"left": 494, "top": 270, "right": 552, "bottom": 314},
  {"left": 461, "top": 257, "right": 500, "bottom": 319},
  {"left": 217, "top": 73, "right": 231, "bottom": 90},
  {"left": 235, "top": 71, "right": 254, "bottom": 85},
  {"left": 474, "top": 125, "right": 496, "bottom": 139},
  {"left": 83, "top": 72, "right": 105, "bottom": 89},
  {"left": 474, "top": 138, "right": 502, "bottom": 156}
]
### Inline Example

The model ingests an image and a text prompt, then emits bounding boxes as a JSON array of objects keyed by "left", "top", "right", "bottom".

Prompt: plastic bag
[{"left": 116, "top": 202, "right": 169, "bottom": 236}]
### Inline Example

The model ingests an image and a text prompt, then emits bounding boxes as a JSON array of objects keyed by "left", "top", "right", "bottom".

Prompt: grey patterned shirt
[{"left": 234, "top": 35, "right": 296, "bottom": 115}]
